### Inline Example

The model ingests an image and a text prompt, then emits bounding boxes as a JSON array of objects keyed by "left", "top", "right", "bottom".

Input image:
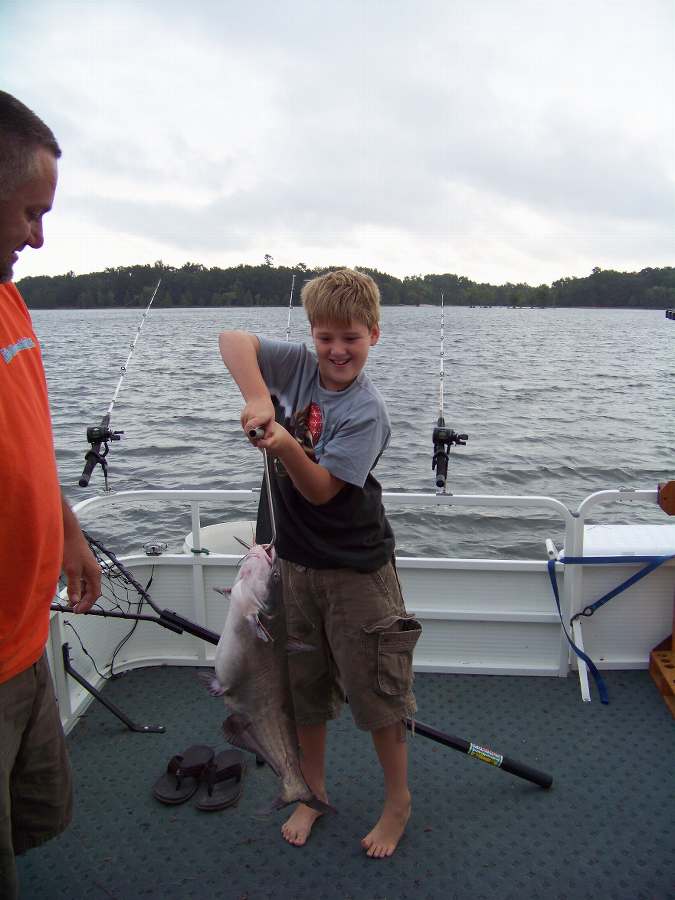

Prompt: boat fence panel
[
  {"left": 572, "top": 562, "right": 674, "bottom": 668},
  {"left": 45, "top": 486, "right": 674, "bottom": 730}
]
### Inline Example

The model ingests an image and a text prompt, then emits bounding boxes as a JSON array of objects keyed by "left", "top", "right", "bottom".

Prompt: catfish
[{"left": 205, "top": 543, "right": 330, "bottom": 813}]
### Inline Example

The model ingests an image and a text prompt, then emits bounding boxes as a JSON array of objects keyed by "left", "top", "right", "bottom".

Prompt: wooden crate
[{"left": 649, "top": 635, "right": 675, "bottom": 718}]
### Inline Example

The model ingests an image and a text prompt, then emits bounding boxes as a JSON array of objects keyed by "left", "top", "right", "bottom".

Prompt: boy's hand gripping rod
[
  {"left": 432, "top": 292, "right": 467, "bottom": 490},
  {"left": 79, "top": 279, "right": 161, "bottom": 490}
]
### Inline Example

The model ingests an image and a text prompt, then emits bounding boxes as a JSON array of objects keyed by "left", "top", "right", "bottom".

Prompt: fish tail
[
  {"left": 306, "top": 795, "right": 336, "bottom": 815},
  {"left": 272, "top": 775, "right": 337, "bottom": 813},
  {"left": 271, "top": 792, "right": 335, "bottom": 814}
]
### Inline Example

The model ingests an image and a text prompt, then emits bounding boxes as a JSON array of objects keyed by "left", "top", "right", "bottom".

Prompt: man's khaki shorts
[
  {"left": 281, "top": 558, "right": 421, "bottom": 732},
  {"left": 0, "top": 654, "right": 73, "bottom": 900}
]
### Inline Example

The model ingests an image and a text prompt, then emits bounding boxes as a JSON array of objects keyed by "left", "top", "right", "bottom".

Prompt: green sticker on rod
[{"left": 468, "top": 743, "right": 504, "bottom": 767}]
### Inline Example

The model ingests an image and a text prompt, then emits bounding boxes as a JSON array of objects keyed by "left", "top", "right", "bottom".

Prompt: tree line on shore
[{"left": 17, "top": 260, "right": 675, "bottom": 310}]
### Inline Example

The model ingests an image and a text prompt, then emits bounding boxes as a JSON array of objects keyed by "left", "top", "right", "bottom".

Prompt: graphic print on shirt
[
  {"left": 273, "top": 398, "right": 323, "bottom": 477},
  {"left": 1, "top": 336, "right": 36, "bottom": 364}
]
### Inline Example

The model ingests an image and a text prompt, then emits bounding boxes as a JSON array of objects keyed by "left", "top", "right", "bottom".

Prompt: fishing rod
[
  {"left": 432, "top": 291, "right": 468, "bottom": 491},
  {"left": 78, "top": 279, "right": 161, "bottom": 491},
  {"left": 245, "top": 271, "right": 295, "bottom": 542},
  {"left": 246, "top": 427, "right": 276, "bottom": 547},
  {"left": 285, "top": 273, "right": 296, "bottom": 341}
]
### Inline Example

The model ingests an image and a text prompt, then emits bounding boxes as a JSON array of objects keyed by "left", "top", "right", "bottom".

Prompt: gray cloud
[{"left": 3, "top": 0, "right": 673, "bottom": 284}]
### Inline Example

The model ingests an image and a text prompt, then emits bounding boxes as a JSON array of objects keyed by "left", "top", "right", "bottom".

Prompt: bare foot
[
  {"left": 281, "top": 803, "right": 324, "bottom": 846},
  {"left": 361, "top": 794, "right": 411, "bottom": 858}
]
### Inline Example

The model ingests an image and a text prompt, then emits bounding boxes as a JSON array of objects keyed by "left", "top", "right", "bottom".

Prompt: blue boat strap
[
  {"left": 547, "top": 560, "right": 609, "bottom": 704},
  {"left": 562, "top": 553, "right": 675, "bottom": 619},
  {"left": 547, "top": 551, "right": 675, "bottom": 704}
]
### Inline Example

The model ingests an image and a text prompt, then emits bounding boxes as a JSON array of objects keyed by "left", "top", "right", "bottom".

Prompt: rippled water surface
[{"left": 33, "top": 305, "right": 674, "bottom": 558}]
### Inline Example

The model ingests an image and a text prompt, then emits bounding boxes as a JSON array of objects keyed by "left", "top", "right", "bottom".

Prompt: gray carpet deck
[{"left": 17, "top": 666, "right": 674, "bottom": 900}]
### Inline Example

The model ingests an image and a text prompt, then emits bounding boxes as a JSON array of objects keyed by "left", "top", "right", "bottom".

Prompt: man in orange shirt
[{"left": 0, "top": 90, "right": 101, "bottom": 900}]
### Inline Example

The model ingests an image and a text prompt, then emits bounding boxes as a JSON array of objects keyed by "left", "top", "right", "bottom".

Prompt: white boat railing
[
  {"left": 72, "top": 487, "right": 579, "bottom": 658},
  {"left": 47, "top": 485, "right": 671, "bottom": 731},
  {"left": 70, "top": 486, "right": 666, "bottom": 656}
]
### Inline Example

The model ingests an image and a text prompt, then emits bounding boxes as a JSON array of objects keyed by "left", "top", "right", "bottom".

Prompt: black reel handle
[{"left": 79, "top": 449, "right": 106, "bottom": 488}]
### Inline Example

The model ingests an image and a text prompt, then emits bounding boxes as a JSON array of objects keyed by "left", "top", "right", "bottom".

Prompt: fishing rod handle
[
  {"left": 499, "top": 755, "right": 553, "bottom": 789},
  {"left": 406, "top": 718, "right": 553, "bottom": 789},
  {"left": 248, "top": 426, "right": 265, "bottom": 439},
  {"left": 78, "top": 452, "right": 98, "bottom": 487},
  {"left": 433, "top": 446, "right": 449, "bottom": 488}
]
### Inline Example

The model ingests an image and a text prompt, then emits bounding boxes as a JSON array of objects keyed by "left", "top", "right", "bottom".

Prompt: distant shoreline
[
  {"left": 17, "top": 261, "right": 675, "bottom": 312},
  {"left": 29, "top": 303, "right": 669, "bottom": 312}
]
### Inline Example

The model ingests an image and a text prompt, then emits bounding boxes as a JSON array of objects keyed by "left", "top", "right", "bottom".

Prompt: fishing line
[
  {"left": 285, "top": 273, "right": 296, "bottom": 342},
  {"left": 431, "top": 291, "right": 468, "bottom": 491},
  {"left": 78, "top": 278, "right": 162, "bottom": 491},
  {"left": 54, "top": 536, "right": 156, "bottom": 679},
  {"left": 244, "top": 270, "right": 297, "bottom": 543},
  {"left": 61, "top": 620, "right": 110, "bottom": 682}
]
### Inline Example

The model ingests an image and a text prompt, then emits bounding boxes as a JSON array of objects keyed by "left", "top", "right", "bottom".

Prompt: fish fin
[
  {"left": 286, "top": 639, "right": 315, "bottom": 654},
  {"left": 222, "top": 711, "right": 252, "bottom": 736},
  {"left": 196, "top": 669, "right": 226, "bottom": 697},
  {"left": 246, "top": 614, "right": 273, "bottom": 643},
  {"left": 222, "top": 714, "right": 281, "bottom": 778},
  {"left": 234, "top": 535, "right": 252, "bottom": 551},
  {"left": 213, "top": 586, "right": 231, "bottom": 596},
  {"left": 256, "top": 616, "right": 274, "bottom": 642}
]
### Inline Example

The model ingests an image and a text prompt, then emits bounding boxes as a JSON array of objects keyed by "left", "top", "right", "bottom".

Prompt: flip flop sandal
[
  {"left": 152, "top": 744, "right": 215, "bottom": 805},
  {"left": 194, "top": 749, "right": 246, "bottom": 812}
]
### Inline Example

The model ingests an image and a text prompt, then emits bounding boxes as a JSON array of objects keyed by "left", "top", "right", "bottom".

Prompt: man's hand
[{"left": 61, "top": 496, "right": 101, "bottom": 613}]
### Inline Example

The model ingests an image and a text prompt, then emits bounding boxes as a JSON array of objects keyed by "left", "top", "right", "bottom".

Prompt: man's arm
[{"left": 61, "top": 494, "right": 101, "bottom": 612}]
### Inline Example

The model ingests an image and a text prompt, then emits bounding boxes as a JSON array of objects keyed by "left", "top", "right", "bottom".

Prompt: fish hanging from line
[{"left": 203, "top": 542, "right": 331, "bottom": 813}]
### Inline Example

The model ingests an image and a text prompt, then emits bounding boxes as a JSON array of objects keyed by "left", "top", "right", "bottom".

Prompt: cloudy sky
[{"left": 3, "top": 0, "right": 674, "bottom": 285}]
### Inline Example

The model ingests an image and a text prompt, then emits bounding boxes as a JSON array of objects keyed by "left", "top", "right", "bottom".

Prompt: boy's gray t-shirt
[{"left": 256, "top": 337, "right": 395, "bottom": 571}]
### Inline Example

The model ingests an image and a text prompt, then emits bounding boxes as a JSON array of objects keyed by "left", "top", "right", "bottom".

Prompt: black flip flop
[
  {"left": 194, "top": 749, "right": 246, "bottom": 811},
  {"left": 152, "top": 744, "right": 214, "bottom": 805}
]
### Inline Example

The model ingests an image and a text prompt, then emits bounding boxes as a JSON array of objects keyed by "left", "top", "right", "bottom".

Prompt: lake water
[{"left": 32, "top": 305, "right": 674, "bottom": 559}]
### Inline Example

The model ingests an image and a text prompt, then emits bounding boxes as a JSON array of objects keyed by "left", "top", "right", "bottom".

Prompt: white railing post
[
  {"left": 190, "top": 501, "right": 208, "bottom": 663},
  {"left": 48, "top": 610, "right": 73, "bottom": 726},
  {"left": 558, "top": 512, "right": 582, "bottom": 676}
]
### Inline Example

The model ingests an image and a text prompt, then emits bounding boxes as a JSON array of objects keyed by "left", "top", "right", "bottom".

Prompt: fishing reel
[
  {"left": 86, "top": 423, "right": 123, "bottom": 445},
  {"left": 432, "top": 417, "right": 468, "bottom": 490},
  {"left": 79, "top": 416, "right": 124, "bottom": 489}
]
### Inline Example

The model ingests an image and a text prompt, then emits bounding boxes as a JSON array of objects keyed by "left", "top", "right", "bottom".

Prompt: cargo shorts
[
  {"left": 281, "top": 558, "right": 422, "bottom": 732},
  {"left": 0, "top": 654, "right": 73, "bottom": 900}
]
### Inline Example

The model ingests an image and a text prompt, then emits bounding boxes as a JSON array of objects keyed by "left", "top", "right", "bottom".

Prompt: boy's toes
[
  {"left": 281, "top": 803, "right": 323, "bottom": 846},
  {"left": 281, "top": 825, "right": 306, "bottom": 846},
  {"left": 361, "top": 800, "right": 410, "bottom": 858},
  {"left": 362, "top": 837, "right": 394, "bottom": 858}
]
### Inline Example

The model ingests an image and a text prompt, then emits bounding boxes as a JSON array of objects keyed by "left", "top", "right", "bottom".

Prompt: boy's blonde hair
[{"left": 301, "top": 269, "right": 380, "bottom": 330}]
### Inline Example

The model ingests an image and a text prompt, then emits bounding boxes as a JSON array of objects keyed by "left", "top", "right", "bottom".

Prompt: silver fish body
[{"left": 213, "top": 546, "right": 326, "bottom": 812}]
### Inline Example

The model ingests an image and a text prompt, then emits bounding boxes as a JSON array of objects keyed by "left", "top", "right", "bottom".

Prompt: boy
[{"left": 218, "top": 269, "right": 421, "bottom": 858}]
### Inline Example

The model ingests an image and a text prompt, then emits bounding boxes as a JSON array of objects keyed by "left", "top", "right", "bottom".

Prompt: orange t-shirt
[{"left": 0, "top": 282, "right": 63, "bottom": 683}]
